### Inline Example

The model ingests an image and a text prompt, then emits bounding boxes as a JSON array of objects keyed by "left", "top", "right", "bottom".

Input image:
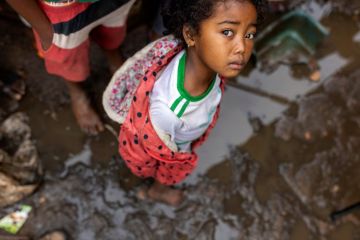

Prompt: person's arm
[{"left": 6, "top": 0, "right": 53, "bottom": 49}]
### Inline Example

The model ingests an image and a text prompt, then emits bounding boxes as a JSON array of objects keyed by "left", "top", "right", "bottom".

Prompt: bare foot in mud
[
  {"left": 138, "top": 181, "right": 184, "bottom": 207},
  {"left": 39, "top": 230, "right": 66, "bottom": 240},
  {"left": 66, "top": 82, "right": 104, "bottom": 135}
]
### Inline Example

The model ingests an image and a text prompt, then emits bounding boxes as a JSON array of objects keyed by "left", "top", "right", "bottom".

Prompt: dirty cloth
[
  {"left": 103, "top": 36, "right": 225, "bottom": 185},
  {"left": 34, "top": 0, "right": 134, "bottom": 81}
]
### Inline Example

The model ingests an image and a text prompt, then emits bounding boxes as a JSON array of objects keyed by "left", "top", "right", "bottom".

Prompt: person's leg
[
  {"left": 35, "top": 37, "right": 104, "bottom": 135},
  {"left": 102, "top": 48, "right": 124, "bottom": 74},
  {"left": 33, "top": 1, "right": 105, "bottom": 134},
  {"left": 91, "top": 0, "right": 136, "bottom": 73},
  {"left": 66, "top": 81, "right": 104, "bottom": 135},
  {"left": 64, "top": 0, "right": 135, "bottom": 133},
  {"left": 92, "top": 24, "right": 126, "bottom": 74}
]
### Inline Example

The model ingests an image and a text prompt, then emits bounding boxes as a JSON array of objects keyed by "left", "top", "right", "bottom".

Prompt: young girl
[{"left": 103, "top": 0, "right": 265, "bottom": 206}]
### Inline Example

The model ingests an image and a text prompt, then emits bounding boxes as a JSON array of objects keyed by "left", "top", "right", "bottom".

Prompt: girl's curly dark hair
[{"left": 162, "top": 0, "right": 267, "bottom": 43}]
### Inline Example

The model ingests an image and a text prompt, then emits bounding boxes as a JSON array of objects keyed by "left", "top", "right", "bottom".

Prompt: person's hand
[{"left": 38, "top": 25, "right": 53, "bottom": 51}]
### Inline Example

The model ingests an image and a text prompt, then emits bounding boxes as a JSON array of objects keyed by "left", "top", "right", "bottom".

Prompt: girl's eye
[
  {"left": 245, "top": 32, "right": 256, "bottom": 39},
  {"left": 222, "top": 30, "right": 234, "bottom": 37}
]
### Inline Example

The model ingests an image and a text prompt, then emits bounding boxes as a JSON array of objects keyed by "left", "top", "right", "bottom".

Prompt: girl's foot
[
  {"left": 66, "top": 82, "right": 104, "bottom": 135},
  {"left": 138, "top": 181, "right": 184, "bottom": 207}
]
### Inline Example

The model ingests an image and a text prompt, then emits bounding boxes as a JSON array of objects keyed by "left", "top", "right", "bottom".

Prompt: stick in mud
[
  {"left": 330, "top": 201, "right": 360, "bottom": 222},
  {"left": 227, "top": 80, "right": 291, "bottom": 105}
]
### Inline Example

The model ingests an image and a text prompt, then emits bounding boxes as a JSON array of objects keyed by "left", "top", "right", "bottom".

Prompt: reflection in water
[
  {"left": 60, "top": 140, "right": 92, "bottom": 178},
  {"left": 188, "top": 1, "right": 351, "bottom": 183},
  {"left": 354, "top": 31, "right": 360, "bottom": 42},
  {"left": 236, "top": 53, "right": 347, "bottom": 100},
  {"left": 187, "top": 86, "right": 288, "bottom": 184},
  {"left": 188, "top": 52, "right": 348, "bottom": 184}
]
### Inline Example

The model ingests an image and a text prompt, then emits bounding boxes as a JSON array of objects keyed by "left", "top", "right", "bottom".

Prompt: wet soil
[{"left": 0, "top": 1, "right": 360, "bottom": 239}]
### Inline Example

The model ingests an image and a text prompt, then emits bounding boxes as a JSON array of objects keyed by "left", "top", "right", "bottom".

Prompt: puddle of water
[
  {"left": 235, "top": 52, "right": 348, "bottom": 101},
  {"left": 60, "top": 141, "right": 92, "bottom": 178},
  {"left": 186, "top": 50, "right": 348, "bottom": 185},
  {"left": 180, "top": 6, "right": 360, "bottom": 239},
  {"left": 298, "top": 1, "right": 333, "bottom": 21},
  {"left": 185, "top": 86, "right": 288, "bottom": 184},
  {"left": 215, "top": 218, "right": 241, "bottom": 240},
  {"left": 185, "top": 3, "right": 354, "bottom": 185},
  {"left": 353, "top": 31, "right": 360, "bottom": 42},
  {"left": 104, "top": 179, "right": 127, "bottom": 205}
]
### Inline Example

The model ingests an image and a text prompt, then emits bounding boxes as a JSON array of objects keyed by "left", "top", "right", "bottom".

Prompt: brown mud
[{"left": 0, "top": 1, "right": 360, "bottom": 239}]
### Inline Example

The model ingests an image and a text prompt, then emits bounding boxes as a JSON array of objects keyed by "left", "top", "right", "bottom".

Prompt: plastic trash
[
  {"left": 255, "top": 10, "right": 329, "bottom": 74},
  {"left": 0, "top": 205, "right": 32, "bottom": 234}
]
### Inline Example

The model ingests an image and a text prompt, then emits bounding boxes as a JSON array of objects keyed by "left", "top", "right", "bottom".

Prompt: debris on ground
[
  {"left": 255, "top": 10, "right": 329, "bottom": 81},
  {"left": 0, "top": 68, "right": 26, "bottom": 122},
  {"left": 0, "top": 113, "right": 42, "bottom": 208},
  {"left": 0, "top": 205, "right": 32, "bottom": 234},
  {"left": 275, "top": 68, "right": 360, "bottom": 142}
]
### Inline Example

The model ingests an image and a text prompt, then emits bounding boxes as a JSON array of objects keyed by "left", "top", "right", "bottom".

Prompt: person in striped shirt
[{"left": 6, "top": 0, "right": 136, "bottom": 135}]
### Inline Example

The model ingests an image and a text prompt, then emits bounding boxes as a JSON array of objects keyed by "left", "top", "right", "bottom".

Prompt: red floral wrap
[{"left": 103, "top": 36, "right": 224, "bottom": 185}]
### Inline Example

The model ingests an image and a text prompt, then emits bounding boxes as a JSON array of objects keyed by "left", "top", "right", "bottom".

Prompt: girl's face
[{"left": 188, "top": 0, "right": 257, "bottom": 78}]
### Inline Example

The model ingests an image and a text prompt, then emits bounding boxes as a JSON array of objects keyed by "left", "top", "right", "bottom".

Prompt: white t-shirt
[{"left": 149, "top": 51, "right": 222, "bottom": 152}]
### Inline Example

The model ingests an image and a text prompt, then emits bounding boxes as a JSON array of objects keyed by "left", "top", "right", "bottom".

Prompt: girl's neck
[{"left": 183, "top": 48, "right": 216, "bottom": 97}]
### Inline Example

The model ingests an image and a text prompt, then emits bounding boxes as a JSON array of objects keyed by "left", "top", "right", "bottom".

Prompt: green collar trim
[{"left": 177, "top": 52, "right": 216, "bottom": 102}]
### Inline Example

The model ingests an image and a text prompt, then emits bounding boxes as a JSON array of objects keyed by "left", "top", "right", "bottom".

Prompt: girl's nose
[{"left": 234, "top": 37, "right": 245, "bottom": 54}]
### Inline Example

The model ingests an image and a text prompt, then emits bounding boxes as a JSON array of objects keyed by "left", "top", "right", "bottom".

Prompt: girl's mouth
[{"left": 228, "top": 62, "right": 245, "bottom": 70}]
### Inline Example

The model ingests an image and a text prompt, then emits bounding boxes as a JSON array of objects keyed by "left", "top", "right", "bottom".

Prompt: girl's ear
[{"left": 182, "top": 24, "right": 195, "bottom": 47}]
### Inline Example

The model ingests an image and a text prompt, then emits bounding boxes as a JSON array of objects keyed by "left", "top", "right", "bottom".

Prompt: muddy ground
[{"left": 0, "top": 0, "right": 360, "bottom": 239}]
